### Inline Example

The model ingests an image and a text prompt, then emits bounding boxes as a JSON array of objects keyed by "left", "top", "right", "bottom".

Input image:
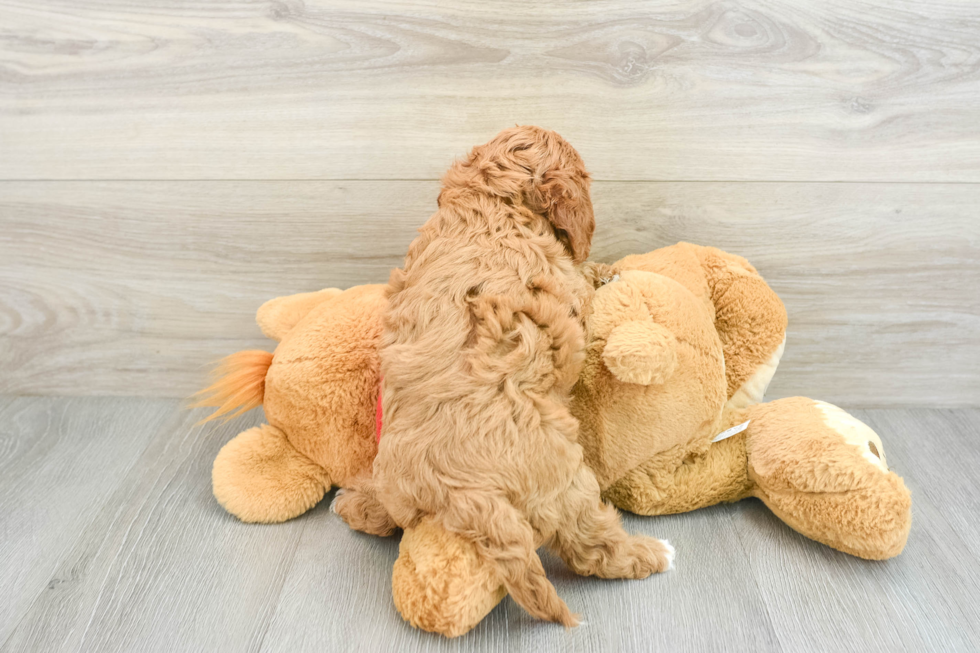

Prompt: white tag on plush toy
[{"left": 712, "top": 420, "right": 750, "bottom": 443}]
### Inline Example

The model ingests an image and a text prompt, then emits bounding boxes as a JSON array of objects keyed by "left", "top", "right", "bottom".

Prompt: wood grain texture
[
  {"left": 260, "top": 506, "right": 781, "bottom": 653},
  {"left": 861, "top": 409, "right": 980, "bottom": 563},
  {"left": 725, "top": 408, "right": 980, "bottom": 653},
  {"left": 3, "top": 398, "right": 979, "bottom": 652},
  {"left": 0, "top": 406, "right": 306, "bottom": 653},
  {"left": 2, "top": 180, "right": 977, "bottom": 405},
  {"left": 0, "top": 397, "right": 178, "bottom": 645},
  {"left": 1, "top": 0, "right": 979, "bottom": 181}
]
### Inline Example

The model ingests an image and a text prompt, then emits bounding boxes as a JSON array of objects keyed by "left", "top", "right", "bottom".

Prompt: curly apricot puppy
[{"left": 335, "top": 126, "right": 674, "bottom": 626}]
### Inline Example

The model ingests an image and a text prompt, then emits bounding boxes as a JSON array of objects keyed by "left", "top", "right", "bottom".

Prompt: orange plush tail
[{"left": 192, "top": 350, "right": 274, "bottom": 423}]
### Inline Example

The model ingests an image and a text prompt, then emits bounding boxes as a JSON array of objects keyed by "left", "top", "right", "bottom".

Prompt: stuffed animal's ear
[{"left": 256, "top": 288, "right": 343, "bottom": 341}]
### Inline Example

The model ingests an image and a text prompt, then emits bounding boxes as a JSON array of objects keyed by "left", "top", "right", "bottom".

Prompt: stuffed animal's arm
[
  {"left": 256, "top": 288, "right": 343, "bottom": 341},
  {"left": 743, "top": 397, "right": 911, "bottom": 559}
]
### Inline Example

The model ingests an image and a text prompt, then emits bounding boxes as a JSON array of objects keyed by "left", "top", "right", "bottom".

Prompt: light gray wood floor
[{"left": 1, "top": 396, "right": 977, "bottom": 652}]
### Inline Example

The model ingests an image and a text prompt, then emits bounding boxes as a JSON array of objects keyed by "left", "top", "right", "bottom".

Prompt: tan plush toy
[
  {"left": 196, "top": 284, "right": 386, "bottom": 523},
  {"left": 197, "top": 243, "right": 912, "bottom": 639}
]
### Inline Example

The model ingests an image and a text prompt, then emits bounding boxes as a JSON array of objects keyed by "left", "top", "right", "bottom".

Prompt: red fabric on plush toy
[{"left": 376, "top": 379, "right": 384, "bottom": 444}]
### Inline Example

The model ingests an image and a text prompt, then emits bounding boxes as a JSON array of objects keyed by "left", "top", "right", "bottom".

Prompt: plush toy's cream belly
[
  {"left": 726, "top": 338, "right": 785, "bottom": 411},
  {"left": 573, "top": 272, "right": 728, "bottom": 490}
]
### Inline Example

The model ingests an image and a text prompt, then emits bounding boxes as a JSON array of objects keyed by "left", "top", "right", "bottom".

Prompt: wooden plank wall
[{"left": 1, "top": 0, "right": 978, "bottom": 405}]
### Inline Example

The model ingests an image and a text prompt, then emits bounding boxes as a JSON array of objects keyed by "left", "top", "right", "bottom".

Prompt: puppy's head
[{"left": 443, "top": 126, "right": 595, "bottom": 264}]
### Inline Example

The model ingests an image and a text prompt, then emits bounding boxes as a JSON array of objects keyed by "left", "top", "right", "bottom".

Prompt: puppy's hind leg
[
  {"left": 549, "top": 467, "right": 674, "bottom": 579},
  {"left": 332, "top": 476, "right": 398, "bottom": 537}
]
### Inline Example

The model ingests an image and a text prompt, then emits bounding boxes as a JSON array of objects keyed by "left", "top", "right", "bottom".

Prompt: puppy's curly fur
[{"left": 335, "top": 126, "right": 673, "bottom": 626}]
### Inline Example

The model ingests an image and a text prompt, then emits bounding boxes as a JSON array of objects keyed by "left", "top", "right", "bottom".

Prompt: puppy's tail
[
  {"left": 446, "top": 494, "right": 577, "bottom": 627},
  {"left": 191, "top": 350, "right": 274, "bottom": 423}
]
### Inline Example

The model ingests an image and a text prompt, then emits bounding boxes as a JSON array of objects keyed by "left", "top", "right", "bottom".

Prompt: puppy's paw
[
  {"left": 617, "top": 535, "right": 675, "bottom": 578},
  {"left": 331, "top": 488, "right": 398, "bottom": 537},
  {"left": 328, "top": 488, "right": 346, "bottom": 513},
  {"left": 660, "top": 539, "right": 676, "bottom": 571}
]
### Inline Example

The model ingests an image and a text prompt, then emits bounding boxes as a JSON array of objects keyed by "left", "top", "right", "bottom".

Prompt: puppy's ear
[{"left": 538, "top": 169, "right": 595, "bottom": 264}]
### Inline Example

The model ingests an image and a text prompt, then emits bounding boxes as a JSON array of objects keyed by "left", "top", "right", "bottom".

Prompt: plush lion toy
[
  {"left": 195, "top": 283, "right": 386, "bottom": 523},
  {"left": 196, "top": 242, "right": 911, "bottom": 638}
]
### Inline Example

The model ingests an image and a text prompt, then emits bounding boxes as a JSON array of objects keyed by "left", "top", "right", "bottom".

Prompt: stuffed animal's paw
[
  {"left": 745, "top": 397, "right": 912, "bottom": 559},
  {"left": 392, "top": 518, "right": 506, "bottom": 637},
  {"left": 212, "top": 424, "right": 330, "bottom": 523}
]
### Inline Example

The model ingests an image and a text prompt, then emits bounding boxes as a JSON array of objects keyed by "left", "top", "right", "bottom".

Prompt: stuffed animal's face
[{"left": 571, "top": 270, "right": 728, "bottom": 490}]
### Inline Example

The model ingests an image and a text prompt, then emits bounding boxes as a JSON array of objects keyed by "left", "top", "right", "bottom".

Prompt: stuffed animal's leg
[
  {"left": 392, "top": 517, "right": 506, "bottom": 637},
  {"left": 602, "top": 432, "right": 755, "bottom": 516},
  {"left": 744, "top": 397, "right": 912, "bottom": 559},
  {"left": 212, "top": 423, "right": 331, "bottom": 522},
  {"left": 256, "top": 288, "right": 343, "bottom": 341},
  {"left": 331, "top": 477, "right": 398, "bottom": 536},
  {"left": 549, "top": 467, "right": 674, "bottom": 578}
]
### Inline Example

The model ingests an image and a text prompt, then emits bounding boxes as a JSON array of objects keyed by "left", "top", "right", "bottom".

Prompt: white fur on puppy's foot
[
  {"left": 661, "top": 539, "right": 676, "bottom": 571},
  {"left": 329, "top": 488, "right": 346, "bottom": 514}
]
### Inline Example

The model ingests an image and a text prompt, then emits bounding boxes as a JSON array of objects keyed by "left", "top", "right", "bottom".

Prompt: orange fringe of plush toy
[{"left": 191, "top": 350, "right": 273, "bottom": 423}]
